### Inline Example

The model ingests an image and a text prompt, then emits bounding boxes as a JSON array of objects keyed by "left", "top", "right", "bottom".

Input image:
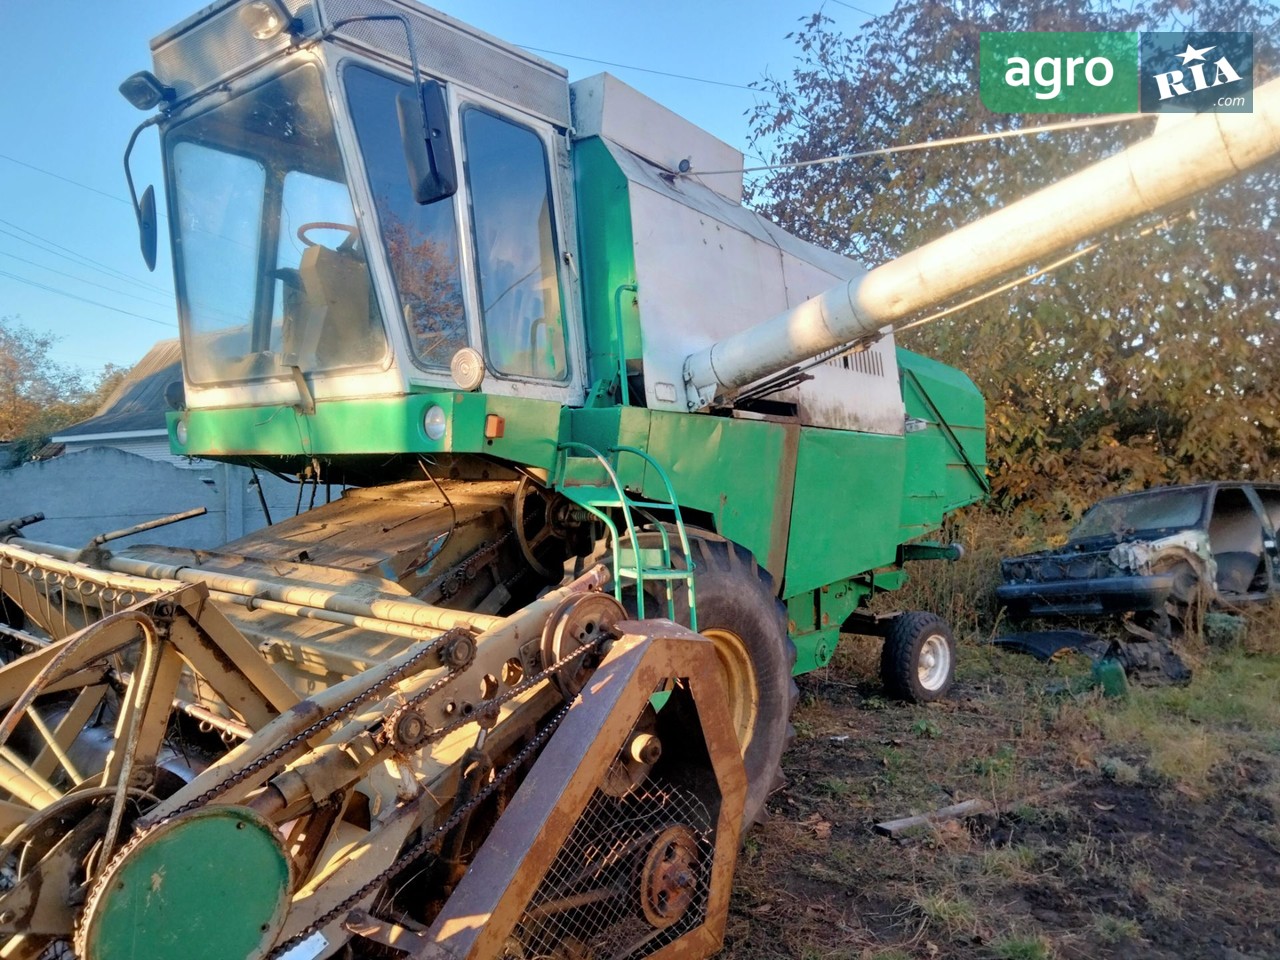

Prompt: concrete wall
[{"left": 0, "top": 447, "right": 306, "bottom": 551}]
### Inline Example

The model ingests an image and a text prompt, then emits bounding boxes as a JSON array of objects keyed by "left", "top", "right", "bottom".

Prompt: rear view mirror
[
  {"left": 138, "top": 185, "right": 158, "bottom": 272},
  {"left": 397, "top": 80, "right": 457, "bottom": 205}
]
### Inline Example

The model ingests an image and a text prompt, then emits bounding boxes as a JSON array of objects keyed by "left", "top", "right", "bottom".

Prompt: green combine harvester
[{"left": 0, "top": 1, "right": 1275, "bottom": 957}]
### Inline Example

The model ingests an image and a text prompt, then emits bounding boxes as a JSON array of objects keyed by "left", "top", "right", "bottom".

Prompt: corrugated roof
[{"left": 54, "top": 339, "right": 181, "bottom": 439}]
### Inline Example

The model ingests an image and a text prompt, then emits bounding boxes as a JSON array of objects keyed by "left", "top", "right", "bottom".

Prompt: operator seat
[{"left": 285, "top": 243, "right": 381, "bottom": 369}]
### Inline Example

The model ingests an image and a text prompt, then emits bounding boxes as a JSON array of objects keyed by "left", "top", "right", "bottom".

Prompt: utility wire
[
  {"left": 826, "top": 0, "right": 881, "bottom": 17},
  {"left": 0, "top": 268, "right": 174, "bottom": 328},
  {"left": 0, "top": 218, "right": 171, "bottom": 295},
  {"left": 518, "top": 45, "right": 759, "bottom": 90},
  {"left": 0, "top": 251, "right": 175, "bottom": 311},
  {"left": 0, "top": 152, "right": 131, "bottom": 207},
  {"left": 685, "top": 112, "right": 1153, "bottom": 177}
]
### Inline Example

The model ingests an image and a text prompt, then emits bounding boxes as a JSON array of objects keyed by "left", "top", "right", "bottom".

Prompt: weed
[
  {"left": 1099, "top": 755, "right": 1141, "bottom": 785},
  {"left": 912, "top": 891, "right": 978, "bottom": 938},
  {"left": 1092, "top": 913, "right": 1142, "bottom": 943},
  {"left": 980, "top": 844, "right": 1038, "bottom": 880},
  {"left": 817, "top": 775, "right": 855, "bottom": 798},
  {"left": 972, "top": 744, "right": 1016, "bottom": 782},
  {"left": 1127, "top": 864, "right": 1184, "bottom": 921},
  {"left": 986, "top": 935, "right": 1055, "bottom": 960},
  {"left": 911, "top": 717, "right": 941, "bottom": 739},
  {"left": 879, "top": 745, "right": 905, "bottom": 787},
  {"left": 1057, "top": 834, "right": 1101, "bottom": 872}
]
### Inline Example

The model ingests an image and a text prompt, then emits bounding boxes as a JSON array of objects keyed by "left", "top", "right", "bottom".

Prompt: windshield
[
  {"left": 167, "top": 63, "right": 387, "bottom": 384},
  {"left": 1070, "top": 489, "right": 1207, "bottom": 541}
]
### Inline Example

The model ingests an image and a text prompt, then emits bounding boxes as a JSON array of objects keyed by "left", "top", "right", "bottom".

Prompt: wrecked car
[{"left": 997, "top": 483, "right": 1280, "bottom": 625}]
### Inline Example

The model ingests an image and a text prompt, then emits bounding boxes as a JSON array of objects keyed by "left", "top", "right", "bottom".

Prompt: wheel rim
[
  {"left": 917, "top": 634, "right": 951, "bottom": 691},
  {"left": 702, "top": 628, "right": 758, "bottom": 754}
]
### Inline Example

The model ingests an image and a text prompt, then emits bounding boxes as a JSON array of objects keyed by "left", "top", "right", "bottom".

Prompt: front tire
[
  {"left": 612, "top": 529, "right": 797, "bottom": 827},
  {"left": 880, "top": 611, "right": 955, "bottom": 703}
]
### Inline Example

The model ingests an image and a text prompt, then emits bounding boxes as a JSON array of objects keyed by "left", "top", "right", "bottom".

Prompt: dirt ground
[{"left": 720, "top": 634, "right": 1280, "bottom": 960}]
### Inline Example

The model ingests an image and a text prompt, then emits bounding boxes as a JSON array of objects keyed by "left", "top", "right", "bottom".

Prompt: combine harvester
[{"left": 0, "top": 1, "right": 1276, "bottom": 956}]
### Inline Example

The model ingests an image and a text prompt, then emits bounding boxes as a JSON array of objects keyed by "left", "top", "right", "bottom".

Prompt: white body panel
[
  {"left": 571, "top": 73, "right": 743, "bottom": 203},
  {"left": 599, "top": 138, "right": 904, "bottom": 435}
]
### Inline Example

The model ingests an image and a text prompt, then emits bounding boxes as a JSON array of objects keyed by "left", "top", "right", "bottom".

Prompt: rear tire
[
  {"left": 611, "top": 528, "right": 797, "bottom": 827},
  {"left": 880, "top": 611, "right": 955, "bottom": 703}
]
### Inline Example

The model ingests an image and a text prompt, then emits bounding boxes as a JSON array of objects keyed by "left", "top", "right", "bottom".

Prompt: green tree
[
  {"left": 0, "top": 316, "right": 130, "bottom": 460},
  {"left": 748, "top": 0, "right": 1280, "bottom": 517}
]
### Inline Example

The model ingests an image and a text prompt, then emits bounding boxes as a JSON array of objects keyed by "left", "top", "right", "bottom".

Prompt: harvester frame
[{"left": 0, "top": 1, "right": 1277, "bottom": 957}]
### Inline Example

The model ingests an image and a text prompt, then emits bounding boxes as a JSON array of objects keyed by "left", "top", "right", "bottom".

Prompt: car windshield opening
[{"left": 1070, "top": 489, "right": 1206, "bottom": 541}]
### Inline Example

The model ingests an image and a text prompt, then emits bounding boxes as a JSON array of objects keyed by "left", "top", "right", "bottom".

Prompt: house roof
[{"left": 52, "top": 339, "right": 181, "bottom": 441}]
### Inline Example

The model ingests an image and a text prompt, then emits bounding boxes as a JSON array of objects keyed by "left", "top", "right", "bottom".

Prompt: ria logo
[
  {"left": 1140, "top": 32, "right": 1253, "bottom": 113},
  {"left": 1152, "top": 42, "right": 1243, "bottom": 101}
]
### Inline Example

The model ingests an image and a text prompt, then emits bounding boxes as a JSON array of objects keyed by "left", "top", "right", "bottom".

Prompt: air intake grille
[{"left": 826, "top": 348, "right": 886, "bottom": 377}]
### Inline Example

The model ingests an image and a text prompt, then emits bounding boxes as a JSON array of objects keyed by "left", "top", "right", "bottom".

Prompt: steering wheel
[{"left": 297, "top": 221, "right": 359, "bottom": 251}]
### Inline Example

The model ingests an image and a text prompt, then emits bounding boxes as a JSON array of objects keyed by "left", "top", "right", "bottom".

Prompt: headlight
[
  {"left": 174, "top": 419, "right": 189, "bottom": 446},
  {"left": 423, "top": 405, "right": 447, "bottom": 441}
]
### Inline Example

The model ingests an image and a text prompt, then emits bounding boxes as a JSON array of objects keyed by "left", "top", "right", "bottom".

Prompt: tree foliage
[
  {"left": 748, "top": 0, "right": 1280, "bottom": 517},
  {"left": 0, "top": 316, "right": 129, "bottom": 460}
]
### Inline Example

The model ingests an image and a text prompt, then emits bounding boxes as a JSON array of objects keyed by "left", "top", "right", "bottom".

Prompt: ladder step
[{"left": 616, "top": 567, "right": 695, "bottom": 582}]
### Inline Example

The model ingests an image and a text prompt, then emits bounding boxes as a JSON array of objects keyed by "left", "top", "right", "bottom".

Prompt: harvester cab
[{"left": 0, "top": 0, "right": 1277, "bottom": 957}]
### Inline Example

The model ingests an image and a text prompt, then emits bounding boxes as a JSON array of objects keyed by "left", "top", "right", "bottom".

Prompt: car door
[{"left": 1246, "top": 485, "right": 1280, "bottom": 592}]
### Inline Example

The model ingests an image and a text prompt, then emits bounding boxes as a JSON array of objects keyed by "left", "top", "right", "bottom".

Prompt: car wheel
[{"left": 881, "top": 611, "right": 955, "bottom": 703}]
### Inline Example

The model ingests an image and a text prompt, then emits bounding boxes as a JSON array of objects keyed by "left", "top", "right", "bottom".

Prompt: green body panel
[
  {"left": 564, "top": 407, "right": 796, "bottom": 579},
  {"left": 572, "top": 137, "right": 641, "bottom": 404},
  {"left": 81, "top": 807, "right": 290, "bottom": 960},
  {"left": 898, "top": 347, "right": 988, "bottom": 537},
  {"left": 168, "top": 392, "right": 565, "bottom": 470},
  {"left": 785, "top": 428, "right": 908, "bottom": 597}
]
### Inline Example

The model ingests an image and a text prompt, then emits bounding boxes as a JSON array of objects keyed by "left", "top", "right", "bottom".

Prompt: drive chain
[
  {"left": 267, "top": 698, "right": 576, "bottom": 960},
  {"left": 142, "top": 628, "right": 466, "bottom": 828}
]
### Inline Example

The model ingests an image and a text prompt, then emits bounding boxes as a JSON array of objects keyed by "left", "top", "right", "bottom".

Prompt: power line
[
  {"left": 0, "top": 152, "right": 131, "bottom": 207},
  {"left": 0, "top": 251, "right": 175, "bottom": 311},
  {"left": 826, "top": 0, "right": 881, "bottom": 17},
  {"left": 518, "top": 45, "right": 759, "bottom": 91},
  {"left": 687, "top": 112, "right": 1152, "bottom": 177},
  {"left": 0, "top": 268, "right": 175, "bottom": 328},
  {"left": 0, "top": 220, "right": 172, "bottom": 296}
]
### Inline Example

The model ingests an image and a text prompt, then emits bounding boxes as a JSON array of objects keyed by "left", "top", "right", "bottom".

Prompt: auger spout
[{"left": 682, "top": 76, "right": 1280, "bottom": 409}]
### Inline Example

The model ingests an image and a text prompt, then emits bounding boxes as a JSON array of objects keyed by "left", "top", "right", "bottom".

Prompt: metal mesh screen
[{"left": 506, "top": 784, "right": 714, "bottom": 960}]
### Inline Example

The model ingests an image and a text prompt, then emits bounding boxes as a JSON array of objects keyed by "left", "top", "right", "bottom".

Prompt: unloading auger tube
[
  {"left": 0, "top": 538, "right": 748, "bottom": 960},
  {"left": 682, "top": 75, "right": 1280, "bottom": 409}
]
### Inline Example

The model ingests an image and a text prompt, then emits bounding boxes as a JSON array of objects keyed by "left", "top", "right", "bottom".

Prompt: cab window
[
  {"left": 462, "top": 108, "right": 567, "bottom": 381},
  {"left": 344, "top": 65, "right": 467, "bottom": 369}
]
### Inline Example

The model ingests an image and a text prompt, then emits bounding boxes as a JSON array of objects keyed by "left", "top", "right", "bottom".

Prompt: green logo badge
[{"left": 981, "top": 32, "right": 1139, "bottom": 114}]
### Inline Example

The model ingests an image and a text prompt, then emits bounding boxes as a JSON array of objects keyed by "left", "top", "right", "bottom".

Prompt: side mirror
[
  {"left": 138, "top": 185, "right": 158, "bottom": 272},
  {"left": 397, "top": 80, "right": 457, "bottom": 205}
]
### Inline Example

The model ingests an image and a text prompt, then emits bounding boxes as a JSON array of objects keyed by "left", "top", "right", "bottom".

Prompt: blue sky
[{"left": 0, "top": 0, "right": 884, "bottom": 376}]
